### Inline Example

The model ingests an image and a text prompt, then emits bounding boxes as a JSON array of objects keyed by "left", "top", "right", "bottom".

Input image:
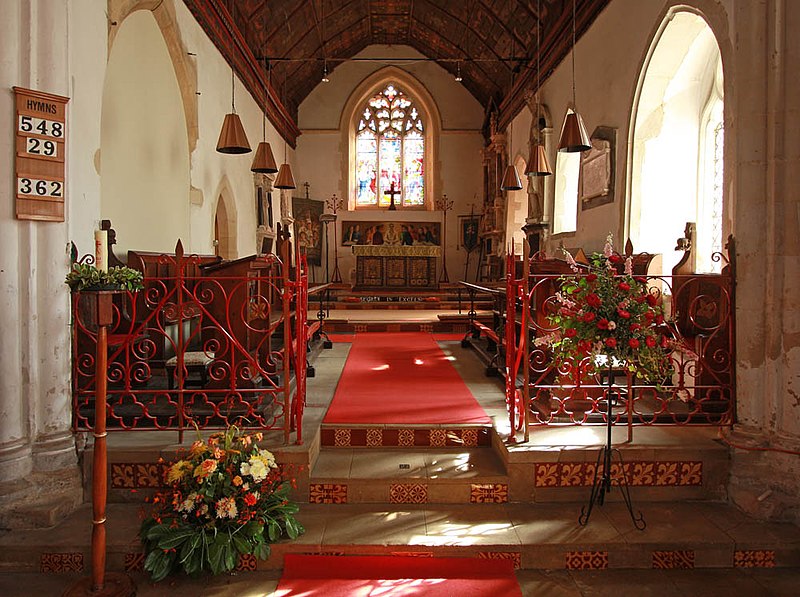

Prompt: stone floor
[{"left": 1, "top": 336, "right": 798, "bottom": 595}]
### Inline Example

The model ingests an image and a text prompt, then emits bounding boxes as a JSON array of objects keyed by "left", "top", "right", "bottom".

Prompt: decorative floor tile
[
  {"left": 630, "top": 462, "right": 656, "bottom": 486},
  {"left": 734, "top": 550, "right": 776, "bottom": 568},
  {"left": 366, "top": 428, "right": 383, "bottom": 447},
  {"left": 479, "top": 551, "right": 521, "bottom": 569},
  {"left": 124, "top": 552, "right": 145, "bottom": 573},
  {"left": 309, "top": 483, "right": 348, "bottom": 504},
  {"left": 655, "top": 462, "right": 680, "bottom": 485},
  {"left": 652, "top": 550, "right": 695, "bottom": 569},
  {"left": 535, "top": 463, "right": 559, "bottom": 487},
  {"left": 565, "top": 551, "right": 608, "bottom": 570},
  {"left": 40, "top": 553, "right": 84, "bottom": 573},
  {"left": 559, "top": 463, "right": 584, "bottom": 487},
  {"left": 398, "top": 429, "right": 415, "bottom": 447},
  {"left": 111, "top": 463, "right": 135, "bottom": 489},
  {"left": 390, "top": 483, "right": 428, "bottom": 503},
  {"left": 429, "top": 429, "right": 447, "bottom": 447},
  {"left": 461, "top": 428, "right": 479, "bottom": 447},
  {"left": 391, "top": 551, "right": 434, "bottom": 557},
  {"left": 333, "top": 429, "right": 352, "bottom": 447},
  {"left": 679, "top": 461, "right": 703, "bottom": 485},
  {"left": 470, "top": 483, "right": 509, "bottom": 503},
  {"left": 235, "top": 554, "right": 257, "bottom": 571}
]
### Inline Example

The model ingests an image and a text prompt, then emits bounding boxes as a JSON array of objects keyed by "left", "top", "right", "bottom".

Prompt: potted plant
[
  {"left": 65, "top": 262, "right": 144, "bottom": 293},
  {"left": 139, "top": 426, "right": 304, "bottom": 581}
]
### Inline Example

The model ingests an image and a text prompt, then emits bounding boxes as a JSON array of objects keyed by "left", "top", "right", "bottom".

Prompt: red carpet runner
[
  {"left": 323, "top": 332, "right": 490, "bottom": 425},
  {"left": 277, "top": 554, "right": 523, "bottom": 596}
]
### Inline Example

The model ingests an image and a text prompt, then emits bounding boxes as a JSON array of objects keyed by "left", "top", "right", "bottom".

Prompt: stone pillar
[
  {"left": 0, "top": 0, "right": 83, "bottom": 527},
  {"left": 729, "top": 0, "right": 800, "bottom": 522}
]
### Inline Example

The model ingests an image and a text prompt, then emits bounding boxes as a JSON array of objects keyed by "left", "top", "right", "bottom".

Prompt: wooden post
[{"left": 66, "top": 292, "right": 135, "bottom": 596}]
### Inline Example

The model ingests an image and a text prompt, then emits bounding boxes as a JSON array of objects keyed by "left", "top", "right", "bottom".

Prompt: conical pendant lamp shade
[
  {"left": 558, "top": 110, "right": 591, "bottom": 153},
  {"left": 274, "top": 163, "right": 296, "bottom": 189},
  {"left": 500, "top": 164, "right": 523, "bottom": 191},
  {"left": 251, "top": 142, "right": 278, "bottom": 173},
  {"left": 526, "top": 144, "right": 552, "bottom": 176},
  {"left": 216, "top": 113, "right": 251, "bottom": 154}
]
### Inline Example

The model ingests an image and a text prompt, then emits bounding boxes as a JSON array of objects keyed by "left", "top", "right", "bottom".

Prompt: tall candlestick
[{"left": 94, "top": 230, "right": 108, "bottom": 273}]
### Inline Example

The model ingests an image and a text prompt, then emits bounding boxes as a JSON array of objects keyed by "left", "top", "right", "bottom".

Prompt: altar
[{"left": 352, "top": 245, "right": 440, "bottom": 289}]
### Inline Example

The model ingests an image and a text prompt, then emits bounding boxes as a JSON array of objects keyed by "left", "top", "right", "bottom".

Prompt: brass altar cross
[{"left": 384, "top": 181, "right": 400, "bottom": 211}]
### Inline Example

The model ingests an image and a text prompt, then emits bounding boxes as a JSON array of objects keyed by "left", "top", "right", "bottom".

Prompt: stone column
[
  {"left": 729, "top": 0, "right": 800, "bottom": 522},
  {"left": 0, "top": 0, "right": 83, "bottom": 527}
]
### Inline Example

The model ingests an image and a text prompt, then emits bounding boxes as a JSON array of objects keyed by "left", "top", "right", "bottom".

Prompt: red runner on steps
[
  {"left": 277, "top": 554, "right": 523, "bottom": 596},
  {"left": 323, "top": 332, "right": 490, "bottom": 425}
]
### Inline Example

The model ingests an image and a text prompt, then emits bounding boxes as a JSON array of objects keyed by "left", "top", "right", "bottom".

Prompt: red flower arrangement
[
  {"left": 139, "top": 426, "right": 303, "bottom": 581},
  {"left": 543, "top": 235, "right": 672, "bottom": 383}
]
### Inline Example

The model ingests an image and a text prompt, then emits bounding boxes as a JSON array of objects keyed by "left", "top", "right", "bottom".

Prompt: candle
[{"left": 94, "top": 229, "right": 108, "bottom": 273}]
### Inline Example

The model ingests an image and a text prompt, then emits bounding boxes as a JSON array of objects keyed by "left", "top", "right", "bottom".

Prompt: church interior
[{"left": 1, "top": 0, "right": 799, "bottom": 594}]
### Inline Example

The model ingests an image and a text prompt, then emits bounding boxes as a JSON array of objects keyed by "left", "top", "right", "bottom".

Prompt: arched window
[
  {"left": 553, "top": 151, "right": 580, "bottom": 234},
  {"left": 628, "top": 10, "right": 724, "bottom": 274},
  {"left": 355, "top": 83, "right": 425, "bottom": 208}
]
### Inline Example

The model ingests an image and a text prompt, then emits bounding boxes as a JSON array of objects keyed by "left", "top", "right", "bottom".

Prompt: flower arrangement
[
  {"left": 140, "top": 426, "right": 304, "bottom": 581},
  {"left": 544, "top": 235, "right": 672, "bottom": 383}
]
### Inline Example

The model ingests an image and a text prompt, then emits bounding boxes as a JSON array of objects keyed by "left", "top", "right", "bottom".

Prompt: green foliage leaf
[
  {"left": 253, "top": 541, "right": 270, "bottom": 561},
  {"left": 267, "top": 519, "right": 281, "bottom": 542},
  {"left": 283, "top": 515, "right": 304, "bottom": 540}
]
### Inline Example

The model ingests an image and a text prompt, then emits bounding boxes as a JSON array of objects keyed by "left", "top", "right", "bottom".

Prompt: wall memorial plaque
[{"left": 13, "top": 87, "right": 69, "bottom": 222}]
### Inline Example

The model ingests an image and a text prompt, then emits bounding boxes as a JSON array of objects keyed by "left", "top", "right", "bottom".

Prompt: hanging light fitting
[
  {"left": 526, "top": 0, "right": 552, "bottom": 176},
  {"left": 251, "top": 60, "right": 278, "bottom": 173},
  {"left": 454, "top": 61, "right": 463, "bottom": 82},
  {"left": 217, "top": 67, "right": 251, "bottom": 154},
  {"left": 558, "top": 0, "right": 591, "bottom": 153}
]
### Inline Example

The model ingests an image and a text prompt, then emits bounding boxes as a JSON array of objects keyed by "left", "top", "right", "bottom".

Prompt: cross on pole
[
  {"left": 384, "top": 181, "right": 400, "bottom": 211},
  {"left": 435, "top": 194, "right": 454, "bottom": 283},
  {"left": 325, "top": 193, "right": 343, "bottom": 283}
]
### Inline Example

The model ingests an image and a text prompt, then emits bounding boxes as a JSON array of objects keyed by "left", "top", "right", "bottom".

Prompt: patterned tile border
[
  {"left": 734, "top": 550, "right": 776, "bottom": 568},
  {"left": 479, "top": 551, "right": 521, "bottom": 569},
  {"left": 390, "top": 551, "right": 435, "bottom": 557},
  {"left": 565, "top": 551, "right": 608, "bottom": 570},
  {"left": 235, "top": 554, "right": 258, "bottom": 571},
  {"left": 652, "top": 550, "right": 695, "bottom": 569},
  {"left": 40, "top": 553, "right": 84, "bottom": 573},
  {"left": 124, "top": 552, "right": 145, "bottom": 573},
  {"left": 390, "top": 483, "right": 429, "bottom": 504},
  {"left": 535, "top": 461, "right": 703, "bottom": 488},
  {"left": 321, "top": 427, "right": 490, "bottom": 448},
  {"left": 111, "top": 462, "right": 166, "bottom": 489},
  {"left": 470, "top": 483, "right": 509, "bottom": 503},
  {"left": 309, "top": 483, "right": 348, "bottom": 504}
]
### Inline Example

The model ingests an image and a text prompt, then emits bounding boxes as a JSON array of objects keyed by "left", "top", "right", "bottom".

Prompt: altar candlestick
[{"left": 94, "top": 230, "right": 108, "bottom": 273}]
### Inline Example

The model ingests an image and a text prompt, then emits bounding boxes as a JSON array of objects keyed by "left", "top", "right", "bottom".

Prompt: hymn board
[{"left": 13, "top": 87, "right": 69, "bottom": 221}]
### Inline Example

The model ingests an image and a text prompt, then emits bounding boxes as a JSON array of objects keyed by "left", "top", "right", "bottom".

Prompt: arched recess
[
  {"left": 506, "top": 155, "right": 528, "bottom": 254},
  {"left": 340, "top": 66, "right": 442, "bottom": 210},
  {"left": 108, "top": 0, "right": 199, "bottom": 151},
  {"left": 213, "top": 177, "right": 238, "bottom": 260},
  {"left": 626, "top": 6, "right": 728, "bottom": 275},
  {"left": 100, "top": 9, "right": 190, "bottom": 254}
]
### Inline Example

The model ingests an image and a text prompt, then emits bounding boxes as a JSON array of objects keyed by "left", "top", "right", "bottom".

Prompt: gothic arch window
[
  {"left": 354, "top": 83, "right": 425, "bottom": 208},
  {"left": 628, "top": 10, "right": 725, "bottom": 274}
]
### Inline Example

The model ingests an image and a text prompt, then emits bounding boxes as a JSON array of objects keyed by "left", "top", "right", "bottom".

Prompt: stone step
[{"left": 0, "top": 501, "right": 797, "bottom": 574}]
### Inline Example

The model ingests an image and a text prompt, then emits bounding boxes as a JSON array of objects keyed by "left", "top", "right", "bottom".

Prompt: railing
[
  {"left": 70, "top": 241, "right": 309, "bottom": 444},
  {"left": 500, "top": 248, "right": 736, "bottom": 440}
]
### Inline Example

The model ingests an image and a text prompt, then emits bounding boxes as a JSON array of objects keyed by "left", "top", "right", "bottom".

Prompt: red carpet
[
  {"left": 276, "top": 554, "right": 523, "bottom": 596},
  {"left": 323, "top": 332, "right": 490, "bottom": 425}
]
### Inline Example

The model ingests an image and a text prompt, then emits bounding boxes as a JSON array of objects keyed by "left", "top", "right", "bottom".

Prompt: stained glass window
[{"left": 354, "top": 83, "right": 425, "bottom": 208}]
